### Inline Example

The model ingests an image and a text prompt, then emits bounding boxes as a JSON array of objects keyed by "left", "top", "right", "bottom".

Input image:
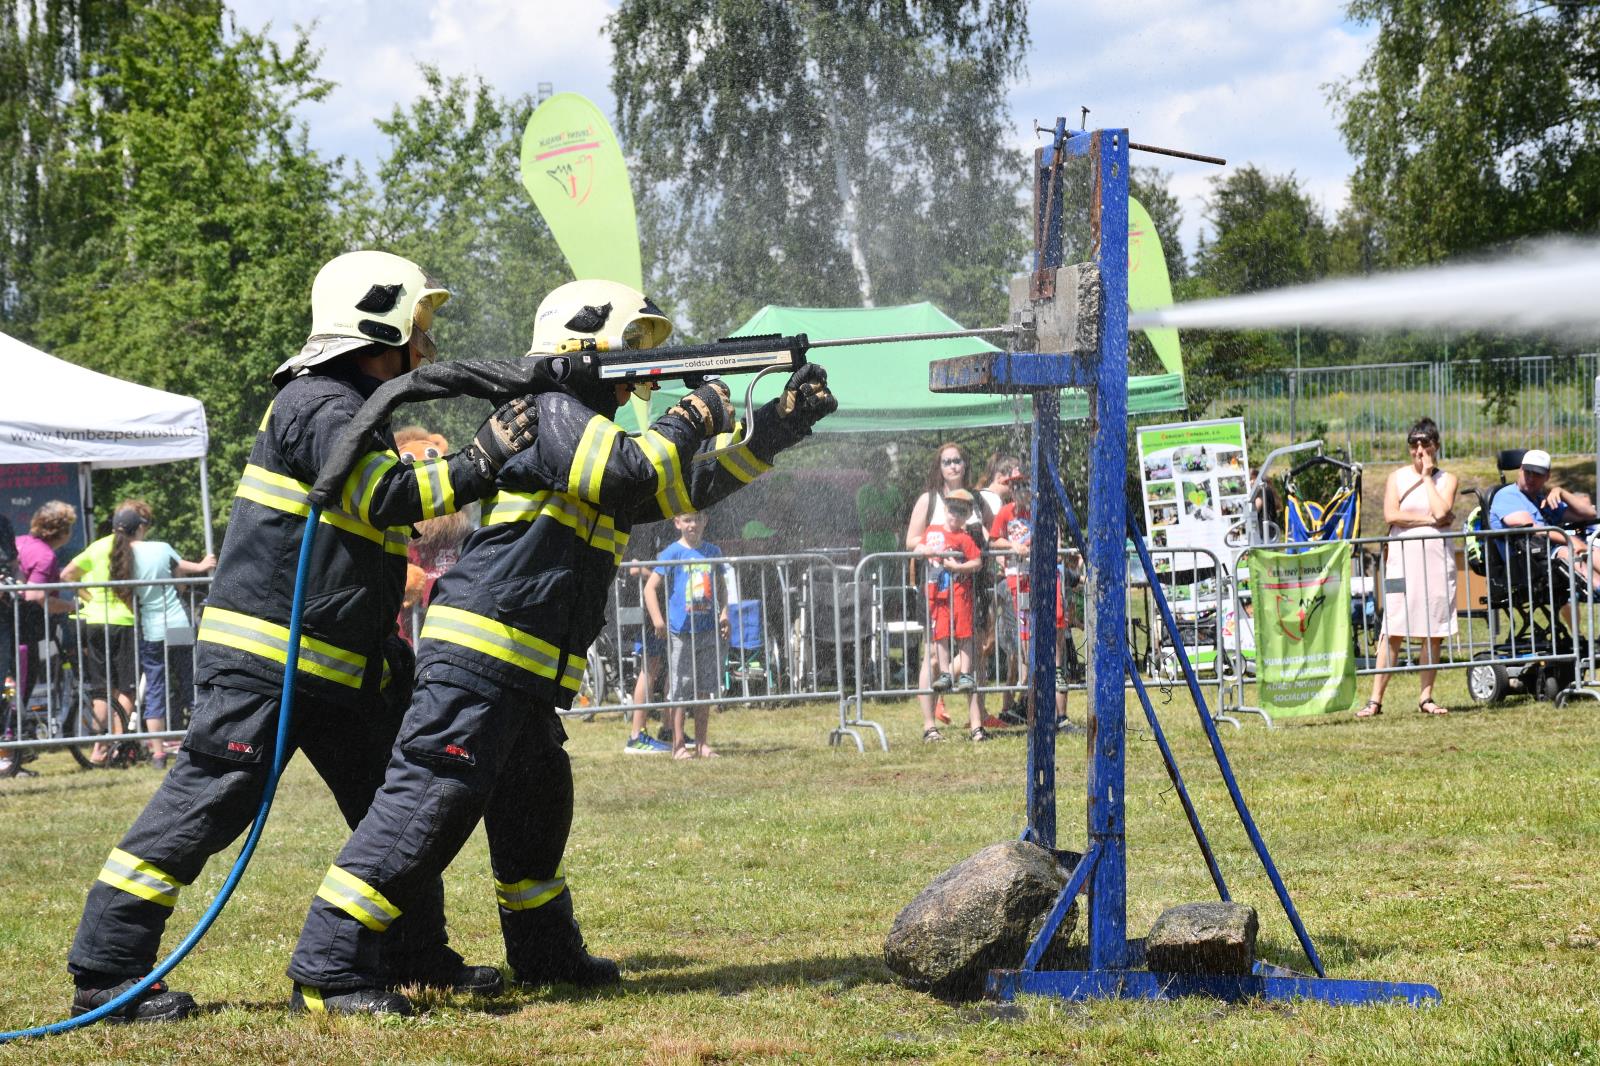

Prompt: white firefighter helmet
[
  {"left": 272, "top": 250, "right": 451, "bottom": 386},
  {"left": 526, "top": 279, "right": 673, "bottom": 357}
]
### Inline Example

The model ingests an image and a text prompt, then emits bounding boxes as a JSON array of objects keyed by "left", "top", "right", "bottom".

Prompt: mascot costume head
[{"left": 394, "top": 426, "right": 474, "bottom": 610}]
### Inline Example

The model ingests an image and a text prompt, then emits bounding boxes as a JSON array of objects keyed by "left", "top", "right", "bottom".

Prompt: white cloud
[{"left": 229, "top": 0, "right": 1373, "bottom": 264}]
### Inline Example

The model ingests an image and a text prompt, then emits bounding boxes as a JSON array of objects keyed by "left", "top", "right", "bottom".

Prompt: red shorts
[{"left": 927, "top": 578, "right": 974, "bottom": 642}]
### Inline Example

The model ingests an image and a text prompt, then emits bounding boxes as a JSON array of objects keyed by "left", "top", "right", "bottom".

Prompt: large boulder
[
  {"left": 1144, "top": 901, "right": 1258, "bottom": 975},
  {"left": 883, "top": 840, "right": 1082, "bottom": 1000}
]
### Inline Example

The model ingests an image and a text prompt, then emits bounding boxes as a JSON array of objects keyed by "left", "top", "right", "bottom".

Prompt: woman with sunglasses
[
  {"left": 905, "top": 443, "right": 993, "bottom": 740},
  {"left": 1359, "top": 417, "right": 1459, "bottom": 719}
]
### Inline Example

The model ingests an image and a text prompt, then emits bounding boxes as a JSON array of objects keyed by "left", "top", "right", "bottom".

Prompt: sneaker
[
  {"left": 955, "top": 673, "right": 976, "bottom": 693},
  {"left": 922, "top": 727, "right": 945, "bottom": 743},
  {"left": 998, "top": 702, "right": 1028, "bottom": 726},
  {"left": 289, "top": 982, "right": 413, "bottom": 1017},
  {"left": 745, "top": 659, "right": 766, "bottom": 678},
  {"left": 71, "top": 977, "right": 197, "bottom": 1023},
  {"left": 624, "top": 733, "right": 670, "bottom": 755},
  {"left": 971, "top": 726, "right": 991, "bottom": 743},
  {"left": 1055, "top": 668, "right": 1069, "bottom": 693},
  {"left": 931, "top": 673, "right": 954, "bottom": 693}
]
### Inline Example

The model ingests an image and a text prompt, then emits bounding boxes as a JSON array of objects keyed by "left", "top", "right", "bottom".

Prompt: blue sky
[{"left": 231, "top": 0, "right": 1374, "bottom": 259}]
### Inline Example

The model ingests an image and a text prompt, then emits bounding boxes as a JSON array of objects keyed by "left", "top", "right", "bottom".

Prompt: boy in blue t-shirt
[{"left": 644, "top": 510, "right": 729, "bottom": 758}]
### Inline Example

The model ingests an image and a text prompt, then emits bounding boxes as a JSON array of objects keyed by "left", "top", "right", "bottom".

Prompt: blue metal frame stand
[{"left": 930, "top": 121, "right": 1439, "bottom": 1008}]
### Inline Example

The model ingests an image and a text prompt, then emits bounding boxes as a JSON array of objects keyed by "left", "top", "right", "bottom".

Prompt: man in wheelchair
[{"left": 1488, "top": 449, "right": 1599, "bottom": 631}]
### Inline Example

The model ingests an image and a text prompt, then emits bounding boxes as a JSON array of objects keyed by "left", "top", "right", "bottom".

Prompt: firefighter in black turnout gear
[
  {"left": 67, "top": 251, "right": 548, "bottom": 1022},
  {"left": 285, "top": 279, "right": 838, "bottom": 1015}
]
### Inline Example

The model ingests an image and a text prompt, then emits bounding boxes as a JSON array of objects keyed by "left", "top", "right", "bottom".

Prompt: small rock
[
  {"left": 1145, "top": 901, "right": 1258, "bottom": 975},
  {"left": 883, "top": 840, "right": 1083, "bottom": 1000}
]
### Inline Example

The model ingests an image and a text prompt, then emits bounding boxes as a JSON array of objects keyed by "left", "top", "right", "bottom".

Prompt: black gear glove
[
  {"left": 669, "top": 379, "right": 735, "bottom": 436},
  {"left": 779, "top": 363, "right": 837, "bottom": 426},
  {"left": 462, "top": 394, "right": 539, "bottom": 479}
]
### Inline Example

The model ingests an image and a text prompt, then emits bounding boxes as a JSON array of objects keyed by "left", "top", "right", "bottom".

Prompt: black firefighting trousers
[
  {"left": 286, "top": 666, "right": 576, "bottom": 991},
  {"left": 68, "top": 682, "right": 460, "bottom": 984}
]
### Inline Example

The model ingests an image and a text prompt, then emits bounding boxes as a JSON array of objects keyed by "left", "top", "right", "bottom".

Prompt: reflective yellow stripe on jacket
[
  {"left": 411, "top": 456, "right": 455, "bottom": 520},
  {"left": 635, "top": 429, "right": 694, "bottom": 516},
  {"left": 568, "top": 417, "right": 622, "bottom": 504},
  {"left": 341, "top": 450, "right": 401, "bottom": 526},
  {"left": 235, "top": 463, "right": 408, "bottom": 556},
  {"left": 483, "top": 491, "right": 629, "bottom": 562},
  {"left": 420, "top": 605, "right": 586, "bottom": 691},
  {"left": 495, "top": 863, "right": 566, "bottom": 911},
  {"left": 197, "top": 606, "right": 367, "bottom": 689},
  {"left": 711, "top": 427, "right": 772, "bottom": 484}
]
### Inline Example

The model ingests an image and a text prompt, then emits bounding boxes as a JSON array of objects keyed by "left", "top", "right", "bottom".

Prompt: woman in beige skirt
[{"left": 1358, "top": 418, "right": 1460, "bottom": 718}]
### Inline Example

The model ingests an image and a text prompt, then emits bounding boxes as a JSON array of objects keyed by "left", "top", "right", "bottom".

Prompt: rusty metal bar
[{"left": 1128, "top": 141, "right": 1226, "bottom": 166}]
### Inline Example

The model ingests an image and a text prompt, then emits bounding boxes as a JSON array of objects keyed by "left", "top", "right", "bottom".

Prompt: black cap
[{"left": 112, "top": 507, "right": 148, "bottom": 535}]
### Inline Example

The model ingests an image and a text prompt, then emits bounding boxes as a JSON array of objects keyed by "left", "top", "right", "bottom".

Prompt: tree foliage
[
  {"left": 1181, "top": 166, "right": 1335, "bottom": 413},
  {"left": 15, "top": 0, "right": 345, "bottom": 553},
  {"left": 607, "top": 0, "right": 1031, "bottom": 339},
  {"left": 1336, "top": 0, "right": 1600, "bottom": 265}
]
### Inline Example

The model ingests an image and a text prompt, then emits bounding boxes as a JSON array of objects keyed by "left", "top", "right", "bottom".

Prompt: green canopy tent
[{"left": 657, "top": 302, "right": 1185, "bottom": 431}]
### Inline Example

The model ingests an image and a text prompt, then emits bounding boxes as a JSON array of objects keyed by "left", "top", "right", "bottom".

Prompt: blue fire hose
[{"left": 0, "top": 510, "right": 322, "bottom": 1042}]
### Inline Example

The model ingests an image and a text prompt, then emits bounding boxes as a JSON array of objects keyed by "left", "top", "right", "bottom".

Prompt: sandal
[
  {"left": 922, "top": 727, "right": 945, "bottom": 743},
  {"left": 1355, "top": 699, "right": 1383, "bottom": 719},
  {"left": 1418, "top": 698, "right": 1450, "bottom": 716}
]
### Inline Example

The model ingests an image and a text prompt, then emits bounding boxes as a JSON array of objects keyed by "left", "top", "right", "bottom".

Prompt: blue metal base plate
[{"left": 987, "top": 969, "right": 1440, "bottom": 1007}]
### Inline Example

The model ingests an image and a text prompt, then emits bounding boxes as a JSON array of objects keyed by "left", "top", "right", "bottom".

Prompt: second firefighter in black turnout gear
[
  {"left": 285, "top": 279, "right": 837, "bottom": 1012},
  {"left": 66, "top": 250, "right": 546, "bottom": 1023}
]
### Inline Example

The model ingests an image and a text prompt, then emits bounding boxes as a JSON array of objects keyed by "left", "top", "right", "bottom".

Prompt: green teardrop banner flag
[
  {"left": 520, "top": 93, "right": 643, "bottom": 288},
  {"left": 1128, "top": 196, "right": 1183, "bottom": 377},
  {"left": 520, "top": 93, "right": 650, "bottom": 430}
]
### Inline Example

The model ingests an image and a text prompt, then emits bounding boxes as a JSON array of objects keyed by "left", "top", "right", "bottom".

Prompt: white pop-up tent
[{"left": 0, "top": 330, "right": 214, "bottom": 551}]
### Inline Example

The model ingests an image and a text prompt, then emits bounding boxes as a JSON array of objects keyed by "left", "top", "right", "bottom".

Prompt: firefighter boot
[
  {"left": 505, "top": 890, "right": 620, "bottom": 989},
  {"left": 289, "top": 983, "right": 413, "bottom": 1017},
  {"left": 71, "top": 976, "right": 197, "bottom": 1023}
]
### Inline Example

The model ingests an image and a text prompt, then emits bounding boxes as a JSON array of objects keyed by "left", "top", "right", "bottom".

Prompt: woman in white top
[
  {"left": 1358, "top": 418, "right": 1458, "bottom": 719},
  {"left": 905, "top": 443, "right": 993, "bottom": 741}
]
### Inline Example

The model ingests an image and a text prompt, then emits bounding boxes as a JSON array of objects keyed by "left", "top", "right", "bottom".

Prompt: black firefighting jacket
[
  {"left": 414, "top": 391, "right": 806, "bottom": 708},
  {"left": 195, "top": 364, "right": 497, "bottom": 701}
]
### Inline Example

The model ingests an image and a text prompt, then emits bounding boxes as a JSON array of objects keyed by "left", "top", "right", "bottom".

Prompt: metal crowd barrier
[
  {"left": 562, "top": 546, "right": 1241, "bottom": 752},
  {"left": 569, "top": 551, "right": 859, "bottom": 732},
  {"left": 1225, "top": 524, "right": 1600, "bottom": 721},
  {"left": 0, "top": 575, "right": 210, "bottom": 766}
]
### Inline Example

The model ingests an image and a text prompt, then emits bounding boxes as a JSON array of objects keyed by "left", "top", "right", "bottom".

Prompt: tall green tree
[
  {"left": 347, "top": 68, "right": 571, "bottom": 446},
  {"left": 1336, "top": 0, "right": 1600, "bottom": 265},
  {"left": 1183, "top": 166, "right": 1333, "bottom": 413},
  {"left": 1193, "top": 165, "right": 1329, "bottom": 295},
  {"left": 24, "top": 0, "right": 345, "bottom": 554},
  {"left": 607, "top": 0, "right": 1030, "bottom": 339},
  {"left": 0, "top": 1, "right": 136, "bottom": 328}
]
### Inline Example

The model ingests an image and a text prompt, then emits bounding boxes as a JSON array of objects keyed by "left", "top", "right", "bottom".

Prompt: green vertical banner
[
  {"left": 520, "top": 93, "right": 651, "bottom": 432},
  {"left": 519, "top": 92, "right": 643, "bottom": 288},
  {"left": 1253, "top": 541, "right": 1356, "bottom": 718},
  {"left": 1128, "top": 196, "right": 1183, "bottom": 378}
]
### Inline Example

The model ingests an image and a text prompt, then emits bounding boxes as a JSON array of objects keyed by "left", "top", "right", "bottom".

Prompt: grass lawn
[{"left": 2, "top": 682, "right": 1599, "bottom": 1063}]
